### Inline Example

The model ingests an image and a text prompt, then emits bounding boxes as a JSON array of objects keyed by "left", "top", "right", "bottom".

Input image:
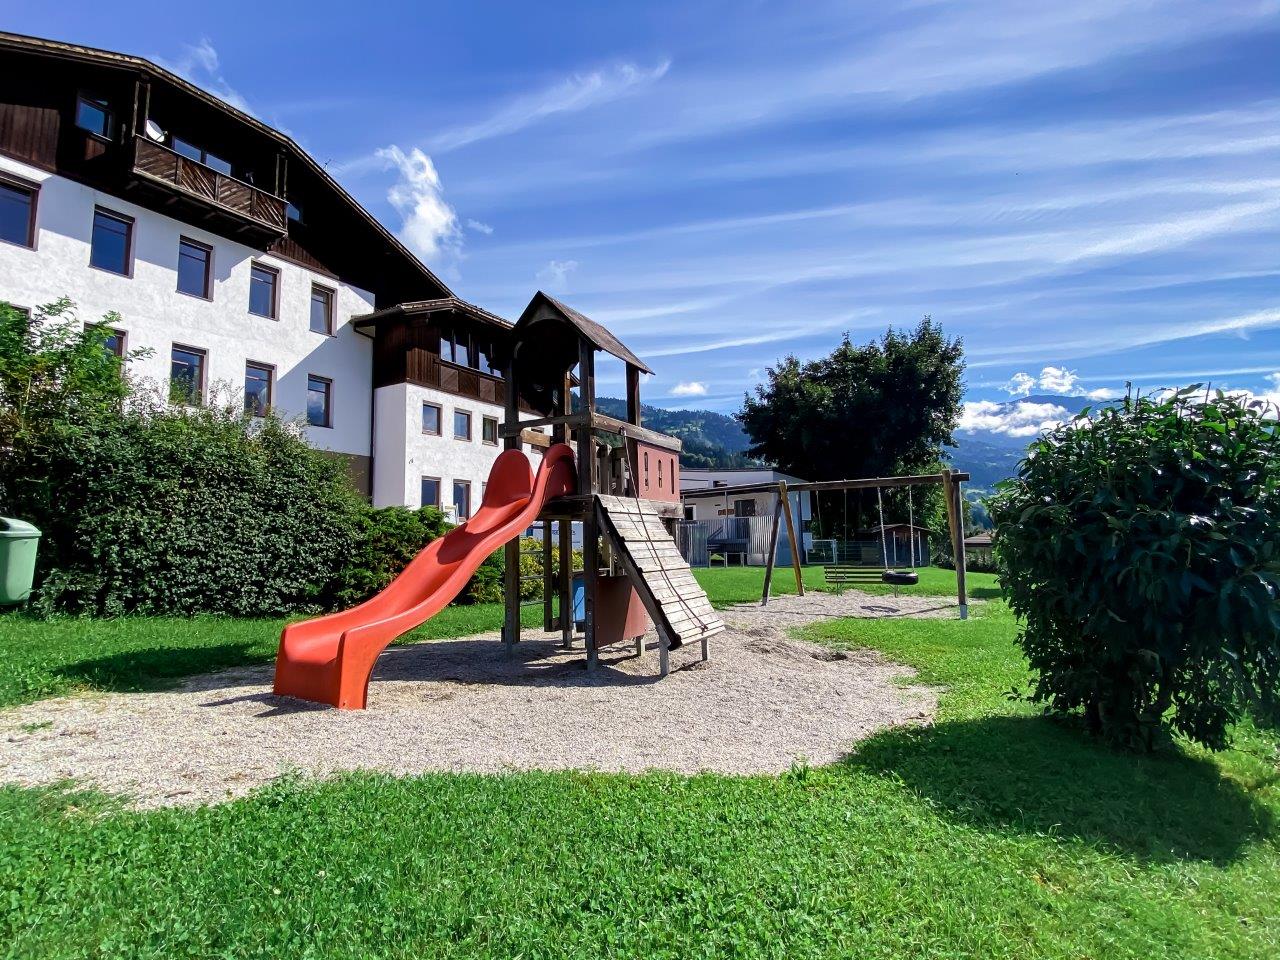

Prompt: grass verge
[{"left": 1, "top": 602, "right": 1276, "bottom": 958}]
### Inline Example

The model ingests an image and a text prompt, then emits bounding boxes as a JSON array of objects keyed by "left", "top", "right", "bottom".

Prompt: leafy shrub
[
  {"left": 461, "top": 537, "right": 580, "bottom": 605},
  {"left": 1, "top": 299, "right": 570, "bottom": 619},
  {"left": 989, "top": 388, "right": 1280, "bottom": 751},
  {"left": 6, "top": 397, "right": 364, "bottom": 618},
  {"left": 327, "top": 505, "right": 452, "bottom": 609},
  {"left": 0, "top": 299, "right": 138, "bottom": 462}
]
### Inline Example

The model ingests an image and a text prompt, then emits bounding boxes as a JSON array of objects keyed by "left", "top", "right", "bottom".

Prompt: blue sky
[{"left": 6, "top": 1, "right": 1279, "bottom": 429}]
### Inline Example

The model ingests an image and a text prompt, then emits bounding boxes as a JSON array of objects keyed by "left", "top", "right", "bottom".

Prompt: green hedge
[
  {"left": 5, "top": 401, "right": 365, "bottom": 617},
  {"left": 1, "top": 299, "right": 576, "bottom": 619}
]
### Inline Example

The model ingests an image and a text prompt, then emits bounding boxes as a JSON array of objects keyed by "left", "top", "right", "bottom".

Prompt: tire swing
[{"left": 876, "top": 485, "right": 919, "bottom": 593}]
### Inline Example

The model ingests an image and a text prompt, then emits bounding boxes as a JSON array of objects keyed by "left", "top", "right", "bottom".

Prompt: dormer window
[
  {"left": 171, "top": 137, "right": 232, "bottom": 176},
  {"left": 75, "top": 94, "right": 112, "bottom": 138}
]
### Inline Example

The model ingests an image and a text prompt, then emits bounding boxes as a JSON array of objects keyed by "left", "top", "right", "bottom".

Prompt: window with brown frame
[
  {"left": 310, "top": 284, "right": 334, "bottom": 335},
  {"left": 90, "top": 207, "right": 132, "bottom": 275},
  {"left": 453, "top": 409, "right": 472, "bottom": 440},
  {"left": 0, "top": 175, "right": 37, "bottom": 248},
  {"left": 307, "top": 375, "right": 332, "bottom": 427},
  {"left": 422, "top": 402, "right": 442, "bottom": 435},
  {"left": 244, "top": 361, "right": 273, "bottom": 417},
  {"left": 421, "top": 476, "right": 441, "bottom": 509},
  {"left": 93, "top": 325, "right": 126, "bottom": 358},
  {"left": 481, "top": 415, "right": 498, "bottom": 445},
  {"left": 453, "top": 480, "right": 471, "bottom": 521},
  {"left": 169, "top": 344, "right": 206, "bottom": 406},
  {"left": 177, "top": 237, "right": 212, "bottom": 299},
  {"left": 249, "top": 262, "right": 279, "bottom": 319}
]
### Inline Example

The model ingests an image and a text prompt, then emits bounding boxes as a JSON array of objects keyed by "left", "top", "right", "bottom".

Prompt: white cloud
[
  {"left": 1001, "top": 365, "right": 1118, "bottom": 401},
  {"left": 154, "top": 39, "right": 254, "bottom": 116},
  {"left": 960, "top": 400, "right": 1072, "bottom": 437},
  {"left": 465, "top": 218, "right": 493, "bottom": 235},
  {"left": 670, "top": 381, "right": 709, "bottom": 397},
  {"left": 1003, "top": 372, "right": 1037, "bottom": 396},
  {"left": 536, "top": 259, "right": 579, "bottom": 291},
  {"left": 430, "top": 60, "right": 671, "bottom": 153},
  {"left": 376, "top": 146, "right": 461, "bottom": 266},
  {"left": 1036, "top": 365, "right": 1080, "bottom": 394}
]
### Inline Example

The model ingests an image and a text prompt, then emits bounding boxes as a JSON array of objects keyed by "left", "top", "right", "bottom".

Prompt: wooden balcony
[{"left": 130, "top": 136, "right": 287, "bottom": 240}]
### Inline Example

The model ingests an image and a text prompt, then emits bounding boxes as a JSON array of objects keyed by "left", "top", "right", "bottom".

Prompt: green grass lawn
[
  {"left": 2, "top": 599, "right": 1277, "bottom": 957},
  {"left": 0, "top": 566, "right": 997, "bottom": 710}
]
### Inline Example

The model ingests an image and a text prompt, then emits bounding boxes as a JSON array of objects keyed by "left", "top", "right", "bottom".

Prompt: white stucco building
[{"left": 0, "top": 31, "right": 528, "bottom": 512}]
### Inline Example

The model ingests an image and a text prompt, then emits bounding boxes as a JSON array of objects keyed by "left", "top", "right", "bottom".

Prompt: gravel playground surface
[{"left": 0, "top": 589, "right": 961, "bottom": 808}]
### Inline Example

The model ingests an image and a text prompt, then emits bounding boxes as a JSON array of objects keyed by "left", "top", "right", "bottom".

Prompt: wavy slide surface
[{"left": 273, "top": 443, "right": 576, "bottom": 709}]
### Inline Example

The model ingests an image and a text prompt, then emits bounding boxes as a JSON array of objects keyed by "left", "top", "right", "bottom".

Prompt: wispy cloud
[
  {"left": 536, "top": 259, "right": 579, "bottom": 292},
  {"left": 465, "top": 218, "right": 494, "bottom": 235},
  {"left": 376, "top": 146, "right": 461, "bottom": 267},
  {"left": 429, "top": 60, "right": 671, "bottom": 153},
  {"left": 154, "top": 39, "right": 254, "bottom": 116}
]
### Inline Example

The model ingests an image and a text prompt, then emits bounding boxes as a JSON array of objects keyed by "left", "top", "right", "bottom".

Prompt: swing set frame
[{"left": 680, "top": 470, "right": 971, "bottom": 619}]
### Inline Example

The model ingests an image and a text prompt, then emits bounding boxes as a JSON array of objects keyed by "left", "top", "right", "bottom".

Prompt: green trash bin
[{"left": 0, "top": 517, "right": 41, "bottom": 606}]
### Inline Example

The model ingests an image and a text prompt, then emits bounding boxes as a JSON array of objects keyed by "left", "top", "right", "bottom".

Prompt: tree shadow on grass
[
  {"left": 49, "top": 642, "right": 271, "bottom": 696},
  {"left": 846, "top": 713, "right": 1274, "bottom": 865}
]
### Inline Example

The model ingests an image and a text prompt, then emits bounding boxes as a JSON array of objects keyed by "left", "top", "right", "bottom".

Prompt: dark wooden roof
[
  {"left": 352, "top": 297, "right": 510, "bottom": 334},
  {"left": 0, "top": 30, "right": 450, "bottom": 301},
  {"left": 514, "top": 291, "right": 653, "bottom": 374}
]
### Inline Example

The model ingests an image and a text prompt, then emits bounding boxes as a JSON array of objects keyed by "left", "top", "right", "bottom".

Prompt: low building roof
[{"left": 351, "top": 297, "right": 510, "bottom": 336}]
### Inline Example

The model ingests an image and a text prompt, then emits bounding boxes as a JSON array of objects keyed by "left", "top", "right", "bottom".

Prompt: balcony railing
[{"left": 131, "top": 136, "right": 287, "bottom": 234}]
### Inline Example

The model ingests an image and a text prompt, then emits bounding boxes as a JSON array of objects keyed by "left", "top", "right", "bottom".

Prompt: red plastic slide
[{"left": 273, "top": 443, "right": 576, "bottom": 709}]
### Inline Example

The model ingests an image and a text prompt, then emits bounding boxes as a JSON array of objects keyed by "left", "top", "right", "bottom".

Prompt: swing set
[{"left": 680, "top": 470, "right": 971, "bottom": 619}]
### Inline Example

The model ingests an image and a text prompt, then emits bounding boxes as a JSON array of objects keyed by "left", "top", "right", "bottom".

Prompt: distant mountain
[
  {"left": 950, "top": 393, "right": 1109, "bottom": 489},
  {"left": 595, "top": 392, "right": 1104, "bottom": 484},
  {"left": 595, "top": 397, "right": 758, "bottom": 468}
]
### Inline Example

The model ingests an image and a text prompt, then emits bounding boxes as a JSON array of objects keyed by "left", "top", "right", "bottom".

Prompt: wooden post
[
  {"left": 554, "top": 373, "right": 574, "bottom": 647},
  {"left": 942, "top": 470, "right": 968, "bottom": 620},
  {"left": 542, "top": 520, "right": 555, "bottom": 632},
  {"left": 578, "top": 341, "right": 599, "bottom": 670},
  {"left": 779, "top": 480, "right": 805, "bottom": 597},
  {"left": 559, "top": 518, "right": 573, "bottom": 648},
  {"left": 761, "top": 491, "right": 784, "bottom": 605},
  {"left": 626, "top": 364, "right": 642, "bottom": 427},
  {"left": 502, "top": 365, "right": 522, "bottom": 658}
]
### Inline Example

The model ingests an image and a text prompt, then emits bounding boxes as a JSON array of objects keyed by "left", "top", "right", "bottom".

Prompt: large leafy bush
[
  {"left": 990, "top": 388, "right": 1280, "bottom": 750},
  {"left": 5, "top": 395, "right": 365, "bottom": 617},
  {"left": 328, "top": 505, "right": 451, "bottom": 609},
  {"left": 1, "top": 300, "right": 573, "bottom": 619}
]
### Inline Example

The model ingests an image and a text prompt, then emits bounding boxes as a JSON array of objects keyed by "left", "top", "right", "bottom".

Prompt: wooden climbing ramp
[{"left": 595, "top": 494, "right": 725, "bottom": 673}]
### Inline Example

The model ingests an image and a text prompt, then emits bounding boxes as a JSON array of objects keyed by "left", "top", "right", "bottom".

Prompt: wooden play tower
[{"left": 499, "top": 292, "right": 724, "bottom": 674}]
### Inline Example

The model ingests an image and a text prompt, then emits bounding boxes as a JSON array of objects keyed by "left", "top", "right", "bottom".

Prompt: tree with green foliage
[
  {"left": 990, "top": 387, "right": 1280, "bottom": 751},
  {"left": 738, "top": 318, "right": 964, "bottom": 536},
  {"left": 1, "top": 300, "right": 410, "bottom": 617},
  {"left": 0, "top": 299, "right": 140, "bottom": 458}
]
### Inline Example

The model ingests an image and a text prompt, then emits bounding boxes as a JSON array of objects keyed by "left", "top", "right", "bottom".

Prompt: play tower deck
[{"left": 500, "top": 293, "right": 723, "bottom": 673}]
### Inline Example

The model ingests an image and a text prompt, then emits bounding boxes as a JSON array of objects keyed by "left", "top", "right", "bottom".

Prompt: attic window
[
  {"left": 286, "top": 201, "right": 303, "bottom": 223},
  {"left": 75, "top": 94, "right": 113, "bottom": 138}
]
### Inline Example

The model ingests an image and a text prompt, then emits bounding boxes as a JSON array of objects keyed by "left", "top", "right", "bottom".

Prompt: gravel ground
[{"left": 0, "top": 589, "right": 958, "bottom": 808}]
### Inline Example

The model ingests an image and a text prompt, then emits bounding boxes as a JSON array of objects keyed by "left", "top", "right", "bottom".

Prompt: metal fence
[
  {"left": 677, "top": 517, "right": 799, "bottom": 567},
  {"left": 808, "top": 538, "right": 930, "bottom": 567}
]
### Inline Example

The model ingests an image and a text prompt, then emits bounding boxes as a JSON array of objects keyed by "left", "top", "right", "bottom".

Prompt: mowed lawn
[
  {"left": 1, "top": 599, "right": 1276, "bottom": 958},
  {"left": 0, "top": 566, "right": 996, "bottom": 709}
]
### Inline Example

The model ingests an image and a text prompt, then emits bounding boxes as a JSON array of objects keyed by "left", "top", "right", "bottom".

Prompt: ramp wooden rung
[{"left": 595, "top": 495, "right": 725, "bottom": 659}]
